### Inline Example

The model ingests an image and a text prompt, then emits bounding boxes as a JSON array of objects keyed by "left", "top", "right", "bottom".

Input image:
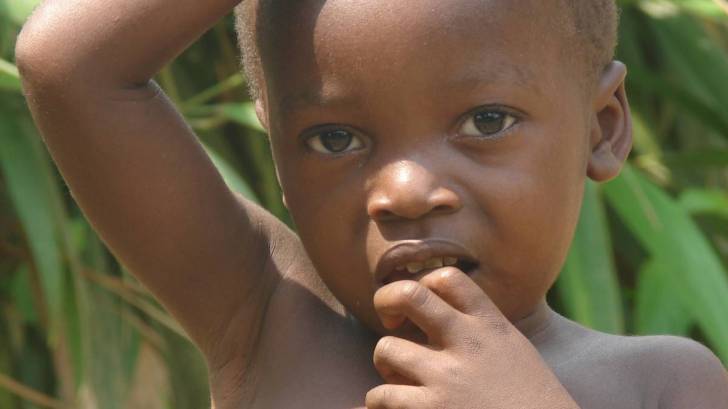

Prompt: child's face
[{"left": 260, "top": 0, "right": 598, "bottom": 334}]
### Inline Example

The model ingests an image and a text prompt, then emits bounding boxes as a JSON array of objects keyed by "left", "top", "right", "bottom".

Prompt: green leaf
[
  {"left": 217, "top": 103, "right": 265, "bottom": 132},
  {"left": 10, "top": 263, "right": 38, "bottom": 326},
  {"left": 639, "top": 0, "right": 728, "bottom": 20},
  {"left": 661, "top": 149, "right": 728, "bottom": 169},
  {"left": 635, "top": 258, "right": 693, "bottom": 336},
  {"left": 649, "top": 11, "right": 728, "bottom": 119},
  {"left": 678, "top": 188, "right": 728, "bottom": 219},
  {"left": 0, "top": 58, "right": 21, "bottom": 93},
  {"left": 557, "top": 181, "right": 625, "bottom": 334},
  {"left": 202, "top": 143, "right": 259, "bottom": 203},
  {"left": 0, "top": 109, "right": 65, "bottom": 342},
  {"left": 185, "top": 102, "right": 264, "bottom": 132},
  {"left": 603, "top": 166, "right": 728, "bottom": 361},
  {"left": 0, "top": 0, "right": 41, "bottom": 25}
]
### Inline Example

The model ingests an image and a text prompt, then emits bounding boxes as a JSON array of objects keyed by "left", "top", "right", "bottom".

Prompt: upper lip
[{"left": 374, "top": 239, "right": 478, "bottom": 284}]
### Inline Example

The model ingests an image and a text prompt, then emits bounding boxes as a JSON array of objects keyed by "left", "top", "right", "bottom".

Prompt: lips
[{"left": 375, "top": 239, "right": 479, "bottom": 285}]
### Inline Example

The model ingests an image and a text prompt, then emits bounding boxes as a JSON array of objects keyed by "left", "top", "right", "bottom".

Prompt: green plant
[{"left": 1, "top": 0, "right": 727, "bottom": 407}]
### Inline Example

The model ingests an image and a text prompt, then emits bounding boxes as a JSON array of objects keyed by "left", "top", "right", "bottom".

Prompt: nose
[{"left": 367, "top": 160, "right": 462, "bottom": 221}]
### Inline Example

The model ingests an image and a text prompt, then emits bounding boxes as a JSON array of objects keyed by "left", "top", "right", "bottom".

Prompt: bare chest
[
  {"left": 244, "top": 309, "right": 380, "bottom": 408},
  {"left": 220, "top": 341, "right": 653, "bottom": 409},
  {"left": 210, "top": 285, "right": 655, "bottom": 409}
]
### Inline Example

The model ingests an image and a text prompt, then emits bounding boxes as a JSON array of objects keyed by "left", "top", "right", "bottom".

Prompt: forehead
[{"left": 259, "top": 0, "right": 574, "bottom": 115}]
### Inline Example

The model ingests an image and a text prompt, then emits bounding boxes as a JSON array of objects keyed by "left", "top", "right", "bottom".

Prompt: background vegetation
[{"left": 1, "top": 0, "right": 727, "bottom": 407}]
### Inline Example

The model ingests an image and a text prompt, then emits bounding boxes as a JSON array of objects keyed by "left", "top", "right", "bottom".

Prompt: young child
[{"left": 14, "top": 0, "right": 728, "bottom": 407}]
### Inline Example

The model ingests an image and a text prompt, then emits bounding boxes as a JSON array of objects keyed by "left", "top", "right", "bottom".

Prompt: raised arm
[{"left": 14, "top": 0, "right": 285, "bottom": 365}]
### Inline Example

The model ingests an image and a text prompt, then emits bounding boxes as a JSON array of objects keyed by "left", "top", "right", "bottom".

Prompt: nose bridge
[{"left": 367, "top": 158, "right": 461, "bottom": 221}]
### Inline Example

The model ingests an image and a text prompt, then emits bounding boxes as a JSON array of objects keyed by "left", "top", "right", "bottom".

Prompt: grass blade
[
  {"left": 556, "top": 181, "right": 625, "bottom": 334},
  {"left": 0, "top": 109, "right": 65, "bottom": 341},
  {"left": 0, "top": 58, "right": 20, "bottom": 93},
  {"left": 635, "top": 258, "right": 694, "bottom": 336},
  {"left": 603, "top": 166, "right": 728, "bottom": 361}
]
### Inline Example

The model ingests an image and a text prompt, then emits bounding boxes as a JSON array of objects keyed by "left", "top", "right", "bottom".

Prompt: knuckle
[
  {"left": 425, "top": 267, "right": 455, "bottom": 287},
  {"left": 365, "top": 386, "right": 387, "bottom": 408},
  {"left": 438, "top": 266, "right": 463, "bottom": 281},
  {"left": 373, "top": 336, "right": 395, "bottom": 362},
  {"left": 401, "top": 281, "right": 430, "bottom": 307}
]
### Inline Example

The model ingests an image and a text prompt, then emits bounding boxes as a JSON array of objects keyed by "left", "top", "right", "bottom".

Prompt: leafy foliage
[{"left": 1, "top": 0, "right": 727, "bottom": 407}]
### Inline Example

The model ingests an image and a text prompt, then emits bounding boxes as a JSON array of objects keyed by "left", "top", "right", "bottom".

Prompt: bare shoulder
[
  {"left": 541, "top": 313, "right": 728, "bottom": 408},
  {"left": 632, "top": 334, "right": 728, "bottom": 408}
]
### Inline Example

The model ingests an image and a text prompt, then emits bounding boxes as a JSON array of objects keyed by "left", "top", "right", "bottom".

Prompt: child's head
[{"left": 234, "top": 0, "right": 631, "bottom": 335}]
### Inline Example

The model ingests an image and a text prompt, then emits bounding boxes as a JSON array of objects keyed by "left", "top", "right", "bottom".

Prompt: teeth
[
  {"left": 399, "top": 257, "right": 455, "bottom": 274},
  {"left": 406, "top": 262, "right": 424, "bottom": 273},
  {"left": 424, "top": 258, "right": 444, "bottom": 269}
]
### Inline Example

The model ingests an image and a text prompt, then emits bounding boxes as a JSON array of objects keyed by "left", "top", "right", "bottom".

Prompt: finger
[
  {"left": 365, "top": 384, "right": 428, "bottom": 409},
  {"left": 373, "top": 280, "right": 460, "bottom": 343},
  {"left": 373, "top": 336, "right": 437, "bottom": 385},
  {"left": 419, "top": 267, "right": 501, "bottom": 319}
]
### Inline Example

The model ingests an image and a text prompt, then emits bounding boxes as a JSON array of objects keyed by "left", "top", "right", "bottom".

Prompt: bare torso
[{"left": 208, "top": 267, "right": 700, "bottom": 409}]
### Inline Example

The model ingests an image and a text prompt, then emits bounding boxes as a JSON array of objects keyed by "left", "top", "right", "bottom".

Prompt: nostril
[
  {"left": 372, "top": 208, "right": 397, "bottom": 222},
  {"left": 433, "top": 204, "right": 453, "bottom": 213}
]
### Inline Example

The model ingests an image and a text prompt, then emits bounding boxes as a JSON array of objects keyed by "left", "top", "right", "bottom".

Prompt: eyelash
[
  {"left": 301, "top": 106, "right": 521, "bottom": 155},
  {"left": 455, "top": 106, "right": 521, "bottom": 140},
  {"left": 304, "top": 127, "right": 365, "bottom": 155}
]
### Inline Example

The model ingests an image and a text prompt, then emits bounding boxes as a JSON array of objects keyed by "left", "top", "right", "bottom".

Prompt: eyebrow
[
  {"left": 446, "top": 62, "right": 543, "bottom": 96},
  {"left": 278, "top": 62, "right": 542, "bottom": 114},
  {"left": 278, "top": 89, "right": 361, "bottom": 116}
]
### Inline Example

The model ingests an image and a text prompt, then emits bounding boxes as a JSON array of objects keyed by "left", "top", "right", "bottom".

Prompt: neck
[{"left": 512, "top": 298, "right": 556, "bottom": 345}]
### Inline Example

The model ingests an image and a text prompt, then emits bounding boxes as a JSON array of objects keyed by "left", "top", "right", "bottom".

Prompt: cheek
[
  {"left": 479, "top": 123, "right": 588, "bottom": 284},
  {"left": 273, "top": 147, "right": 376, "bottom": 308}
]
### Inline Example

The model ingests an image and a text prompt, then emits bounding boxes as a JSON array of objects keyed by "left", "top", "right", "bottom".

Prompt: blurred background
[{"left": 1, "top": 0, "right": 727, "bottom": 408}]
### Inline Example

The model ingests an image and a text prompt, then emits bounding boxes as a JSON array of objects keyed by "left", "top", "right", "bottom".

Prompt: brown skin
[{"left": 15, "top": 0, "right": 728, "bottom": 408}]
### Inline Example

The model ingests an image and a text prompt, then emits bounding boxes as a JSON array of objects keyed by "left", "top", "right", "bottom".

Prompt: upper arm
[
  {"left": 18, "top": 0, "right": 280, "bottom": 356},
  {"left": 655, "top": 337, "right": 728, "bottom": 408}
]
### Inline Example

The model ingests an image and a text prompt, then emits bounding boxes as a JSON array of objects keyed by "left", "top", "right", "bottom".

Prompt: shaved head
[{"left": 234, "top": 0, "right": 619, "bottom": 100}]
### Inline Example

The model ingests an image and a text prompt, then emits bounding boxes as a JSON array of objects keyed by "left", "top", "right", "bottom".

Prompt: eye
[
  {"left": 458, "top": 109, "right": 518, "bottom": 139},
  {"left": 306, "top": 129, "right": 364, "bottom": 154}
]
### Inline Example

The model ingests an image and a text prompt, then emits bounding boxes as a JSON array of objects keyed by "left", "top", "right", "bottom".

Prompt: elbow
[
  {"left": 14, "top": 11, "right": 90, "bottom": 92},
  {"left": 14, "top": 26, "right": 37, "bottom": 81},
  {"left": 15, "top": 26, "right": 66, "bottom": 90}
]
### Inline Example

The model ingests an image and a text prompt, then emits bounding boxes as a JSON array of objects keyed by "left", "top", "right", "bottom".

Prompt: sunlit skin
[
  {"left": 261, "top": 0, "right": 604, "bottom": 339},
  {"left": 16, "top": 0, "right": 728, "bottom": 407}
]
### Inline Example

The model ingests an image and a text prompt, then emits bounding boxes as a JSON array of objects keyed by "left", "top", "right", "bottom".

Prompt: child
[{"left": 14, "top": 0, "right": 728, "bottom": 407}]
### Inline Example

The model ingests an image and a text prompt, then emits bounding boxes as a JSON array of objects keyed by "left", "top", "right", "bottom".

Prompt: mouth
[{"left": 375, "top": 240, "right": 479, "bottom": 286}]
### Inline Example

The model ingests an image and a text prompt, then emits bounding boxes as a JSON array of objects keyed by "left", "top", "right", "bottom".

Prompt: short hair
[{"left": 233, "top": 0, "right": 619, "bottom": 100}]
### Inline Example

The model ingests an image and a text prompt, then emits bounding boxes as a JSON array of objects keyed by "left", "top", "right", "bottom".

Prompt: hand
[{"left": 366, "top": 267, "right": 579, "bottom": 409}]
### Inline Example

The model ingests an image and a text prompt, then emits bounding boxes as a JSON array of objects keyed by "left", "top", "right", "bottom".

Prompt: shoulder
[
  {"left": 635, "top": 335, "right": 728, "bottom": 408},
  {"left": 544, "top": 316, "right": 727, "bottom": 408},
  {"left": 587, "top": 332, "right": 727, "bottom": 408}
]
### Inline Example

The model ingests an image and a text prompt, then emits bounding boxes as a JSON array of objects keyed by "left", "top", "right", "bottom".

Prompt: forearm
[
  {"left": 12, "top": 0, "right": 283, "bottom": 359},
  {"left": 16, "top": 0, "right": 241, "bottom": 88}
]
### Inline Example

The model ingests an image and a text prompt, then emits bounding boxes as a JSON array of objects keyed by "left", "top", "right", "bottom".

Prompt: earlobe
[{"left": 587, "top": 61, "right": 633, "bottom": 182}]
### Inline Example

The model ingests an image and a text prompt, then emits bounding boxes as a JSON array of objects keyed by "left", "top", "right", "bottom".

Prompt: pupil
[
  {"left": 321, "top": 130, "right": 353, "bottom": 153},
  {"left": 474, "top": 112, "right": 505, "bottom": 135}
]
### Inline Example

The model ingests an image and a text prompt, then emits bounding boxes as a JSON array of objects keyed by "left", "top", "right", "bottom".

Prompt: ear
[
  {"left": 587, "top": 61, "right": 633, "bottom": 182},
  {"left": 255, "top": 98, "right": 270, "bottom": 132}
]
